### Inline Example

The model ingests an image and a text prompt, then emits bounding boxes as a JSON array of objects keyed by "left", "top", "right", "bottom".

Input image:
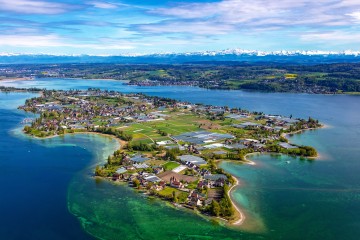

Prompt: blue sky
[{"left": 1, "top": 0, "right": 360, "bottom": 55}]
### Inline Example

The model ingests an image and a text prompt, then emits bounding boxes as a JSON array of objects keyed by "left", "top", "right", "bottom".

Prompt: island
[{"left": 5, "top": 87, "right": 321, "bottom": 224}]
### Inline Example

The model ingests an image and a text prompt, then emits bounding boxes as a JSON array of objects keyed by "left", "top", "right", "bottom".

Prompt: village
[{"left": 17, "top": 88, "right": 321, "bottom": 221}]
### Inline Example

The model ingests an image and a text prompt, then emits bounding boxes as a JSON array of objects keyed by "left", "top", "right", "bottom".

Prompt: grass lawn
[
  {"left": 122, "top": 115, "right": 202, "bottom": 144},
  {"left": 158, "top": 186, "right": 181, "bottom": 198},
  {"left": 162, "top": 161, "right": 180, "bottom": 171},
  {"left": 187, "top": 180, "right": 199, "bottom": 189},
  {"left": 146, "top": 159, "right": 166, "bottom": 166},
  {"left": 158, "top": 187, "right": 188, "bottom": 202}
]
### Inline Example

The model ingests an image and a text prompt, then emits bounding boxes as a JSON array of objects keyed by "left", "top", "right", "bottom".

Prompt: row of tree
[
  {"left": 93, "top": 127, "right": 133, "bottom": 141},
  {"left": 208, "top": 185, "right": 235, "bottom": 218}
]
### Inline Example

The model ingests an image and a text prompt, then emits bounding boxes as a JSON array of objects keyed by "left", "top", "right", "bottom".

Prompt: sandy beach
[
  {"left": 228, "top": 176, "right": 245, "bottom": 225},
  {"left": 244, "top": 152, "right": 259, "bottom": 165}
]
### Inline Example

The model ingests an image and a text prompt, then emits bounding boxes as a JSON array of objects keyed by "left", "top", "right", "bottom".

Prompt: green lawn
[
  {"left": 158, "top": 186, "right": 180, "bottom": 197},
  {"left": 122, "top": 114, "right": 202, "bottom": 144},
  {"left": 163, "top": 162, "right": 180, "bottom": 171},
  {"left": 162, "top": 161, "right": 180, "bottom": 171}
]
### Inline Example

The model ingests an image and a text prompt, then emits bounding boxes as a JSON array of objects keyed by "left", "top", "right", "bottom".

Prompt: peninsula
[{"left": 9, "top": 87, "right": 321, "bottom": 224}]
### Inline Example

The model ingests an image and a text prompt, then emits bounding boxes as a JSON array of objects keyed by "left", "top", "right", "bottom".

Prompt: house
[
  {"left": 189, "top": 191, "right": 203, "bottom": 206},
  {"left": 214, "top": 178, "right": 226, "bottom": 187},
  {"left": 153, "top": 166, "right": 164, "bottom": 174},
  {"left": 170, "top": 176, "right": 183, "bottom": 189},
  {"left": 125, "top": 165, "right": 135, "bottom": 171},
  {"left": 204, "top": 174, "right": 228, "bottom": 187},
  {"left": 204, "top": 174, "right": 228, "bottom": 181},
  {"left": 197, "top": 180, "right": 211, "bottom": 189},
  {"left": 158, "top": 181, "right": 167, "bottom": 190},
  {"left": 112, "top": 173, "right": 120, "bottom": 181},
  {"left": 253, "top": 143, "right": 266, "bottom": 151}
]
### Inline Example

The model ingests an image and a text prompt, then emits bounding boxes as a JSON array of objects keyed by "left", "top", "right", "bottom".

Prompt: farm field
[{"left": 119, "top": 114, "right": 203, "bottom": 144}]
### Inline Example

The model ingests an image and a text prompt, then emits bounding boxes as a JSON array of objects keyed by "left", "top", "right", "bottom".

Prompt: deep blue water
[
  {"left": 1, "top": 78, "right": 360, "bottom": 239},
  {"left": 0, "top": 92, "right": 94, "bottom": 239}
]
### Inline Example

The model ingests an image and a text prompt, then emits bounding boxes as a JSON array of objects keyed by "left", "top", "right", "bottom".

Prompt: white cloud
[
  {"left": 0, "top": 0, "right": 76, "bottom": 14},
  {"left": 149, "top": 0, "right": 360, "bottom": 29},
  {"left": 346, "top": 11, "right": 360, "bottom": 22},
  {"left": 301, "top": 31, "right": 360, "bottom": 43},
  {"left": 0, "top": 35, "right": 64, "bottom": 47},
  {"left": 0, "top": 34, "right": 135, "bottom": 50},
  {"left": 137, "top": 21, "right": 234, "bottom": 35},
  {"left": 89, "top": 1, "right": 118, "bottom": 9}
]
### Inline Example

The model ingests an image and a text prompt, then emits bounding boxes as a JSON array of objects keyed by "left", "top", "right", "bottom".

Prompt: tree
[
  {"left": 95, "top": 165, "right": 103, "bottom": 176},
  {"left": 24, "top": 125, "right": 32, "bottom": 133},
  {"left": 210, "top": 200, "right": 221, "bottom": 217},
  {"left": 133, "top": 179, "right": 140, "bottom": 188},
  {"left": 107, "top": 156, "right": 113, "bottom": 165},
  {"left": 146, "top": 182, "right": 154, "bottom": 190},
  {"left": 172, "top": 190, "right": 178, "bottom": 203}
]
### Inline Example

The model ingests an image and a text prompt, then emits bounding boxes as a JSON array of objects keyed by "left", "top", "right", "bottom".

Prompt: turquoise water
[{"left": 1, "top": 78, "right": 360, "bottom": 239}]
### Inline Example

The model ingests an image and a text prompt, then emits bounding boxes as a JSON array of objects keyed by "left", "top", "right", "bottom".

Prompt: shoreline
[
  {"left": 0, "top": 77, "right": 34, "bottom": 82},
  {"left": 227, "top": 176, "right": 245, "bottom": 225},
  {"left": 20, "top": 124, "right": 323, "bottom": 228},
  {"left": 282, "top": 123, "right": 327, "bottom": 138},
  {"left": 25, "top": 130, "right": 125, "bottom": 151},
  {"left": 30, "top": 129, "right": 246, "bottom": 226},
  {"left": 15, "top": 88, "right": 323, "bottom": 229},
  {"left": 282, "top": 124, "right": 326, "bottom": 159},
  {"left": 1, "top": 77, "right": 358, "bottom": 95},
  {"left": 243, "top": 153, "right": 258, "bottom": 165},
  {"left": 224, "top": 124, "right": 326, "bottom": 226},
  {"left": 1, "top": 77, "right": 129, "bottom": 83},
  {"left": 26, "top": 126, "right": 320, "bottom": 227}
]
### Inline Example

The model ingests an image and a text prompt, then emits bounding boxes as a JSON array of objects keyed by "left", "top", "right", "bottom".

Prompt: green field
[
  {"left": 120, "top": 114, "right": 202, "bottom": 144},
  {"left": 163, "top": 161, "right": 180, "bottom": 171}
]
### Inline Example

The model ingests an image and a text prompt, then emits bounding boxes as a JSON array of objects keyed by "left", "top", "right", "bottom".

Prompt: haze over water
[{"left": 1, "top": 78, "right": 360, "bottom": 239}]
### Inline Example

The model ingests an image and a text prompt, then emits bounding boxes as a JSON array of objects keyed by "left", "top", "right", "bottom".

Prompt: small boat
[{"left": 286, "top": 161, "right": 290, "bottom": 164}]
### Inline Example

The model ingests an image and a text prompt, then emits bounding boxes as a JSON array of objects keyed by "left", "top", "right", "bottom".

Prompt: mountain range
[{"left": 1, "top": 49, "right": 360, "bottom": 64}]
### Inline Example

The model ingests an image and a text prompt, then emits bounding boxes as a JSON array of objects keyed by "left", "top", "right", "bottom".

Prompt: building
[
  {"left": 178, "top": 155, "right": 207, "bottom": 166},
  {"left": 170, "top": 176, "right": 183, "bottom": 189}
]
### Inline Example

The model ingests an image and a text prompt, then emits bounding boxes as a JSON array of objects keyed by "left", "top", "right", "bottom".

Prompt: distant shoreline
[
  {"left": 0, "top": 77, "right": 34, "bottom": 82},
  {"left": 0, "top": 77, "right": 129, "bottom": 83},
  {"left": 1, "top": 77, "right": 358, "bottom": 95}
]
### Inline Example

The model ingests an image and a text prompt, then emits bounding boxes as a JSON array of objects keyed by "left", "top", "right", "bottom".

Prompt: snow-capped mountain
[
  {"left": 0, "top": 49, "right": 359, "bottom": 64},
  {"left": 146, "top": 48, "right": 360, "bottom": 57}
]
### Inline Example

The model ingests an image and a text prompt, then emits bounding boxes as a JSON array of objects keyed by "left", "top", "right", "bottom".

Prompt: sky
[{"left": 1, "top": 0, "right": 360, "bottom": 55}]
